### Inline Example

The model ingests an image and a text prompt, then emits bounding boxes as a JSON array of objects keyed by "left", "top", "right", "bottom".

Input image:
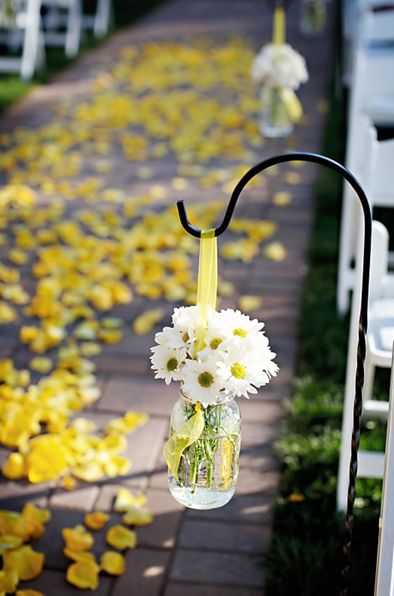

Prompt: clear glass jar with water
[
  {"left": 168, "top": 391, "right": 241, "bottom": 510},
  {"left": 259, "top": 86, "right": 294, "bottom": 138}
]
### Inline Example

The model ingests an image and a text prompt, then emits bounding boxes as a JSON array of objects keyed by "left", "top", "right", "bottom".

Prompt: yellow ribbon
[
  {"left": 163, "top": 403, "right": 205, "bottom": 479},
  {"left": 280, "top": 88, "right": 303, "bottom": 122},
  {"left": 163, "top": 230, "right": 218, "bottom": 479},
  {"left": 195, "top": 228, "right": 218, "bottom": 351},
  {"left": 273, "top": 6, "right": 286, "bottom": 46}
]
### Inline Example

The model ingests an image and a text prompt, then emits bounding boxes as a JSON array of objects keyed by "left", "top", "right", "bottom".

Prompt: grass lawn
[
  {"left": 0, "top": 0, "right": 164, "bottom": 113},
  {"left": 264, "top": 74, "right": 385, "bottom": 596}
]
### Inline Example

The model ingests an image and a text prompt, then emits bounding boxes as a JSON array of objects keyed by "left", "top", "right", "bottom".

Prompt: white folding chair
[
  {"left": 374, "top": 349, "right": 394, "bottom": 596},
  {"left": 82, "top": 0, "right": 111, "bottom": 38},
  {"left": 0, "top": 0, "right": 45, "bottom": 79},
  {"left": 343, "top": 1, "right": 394, "bottom": 86},
  {"left": 41, "top": 0, "right": 82, "bottom": 57},
  {"left": 337, "top": 221, "right": 394, "bottom": 510},
  {"left": 363, "top": 222, "right": 394, "bottom": 412},
  {"left": 338, "top": 113, "right": 394, "bottom": 315}
]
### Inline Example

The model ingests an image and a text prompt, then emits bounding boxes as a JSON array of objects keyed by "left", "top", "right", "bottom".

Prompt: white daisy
[
  {"left": 217, "top": 343, "right": 267, "bottom": 398},
  {"left": 218, "top": 308, "right": 264, "bottom": 341},
  {"left": 198, "top": 322, "right": 230, "bottom": 353},
  {"left": 182, "top": 357, "right": 225, "bottom": 405},
  {"left": 150, "top": 344, "right": 187, "bottom": 385},
  {"left": 154, "top": 326, "right": 189, "bottom": 350}
]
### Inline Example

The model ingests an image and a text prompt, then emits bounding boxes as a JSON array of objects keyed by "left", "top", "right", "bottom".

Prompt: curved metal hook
[
  {"left": 177, "top": 151, "right": 370, "bottom": 238},
  {"left": 176, "top": 150, "right": 372, "bottom": 596}
]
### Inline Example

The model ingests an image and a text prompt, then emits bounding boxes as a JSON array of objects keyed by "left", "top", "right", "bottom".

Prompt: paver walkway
[{"left": 0, "top": 1, "right": 334, "bottom": 594}]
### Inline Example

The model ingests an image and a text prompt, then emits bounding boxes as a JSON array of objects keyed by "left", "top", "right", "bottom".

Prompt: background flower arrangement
[{"left": 251, "top": 7, "right": 309, "bottom": 137}]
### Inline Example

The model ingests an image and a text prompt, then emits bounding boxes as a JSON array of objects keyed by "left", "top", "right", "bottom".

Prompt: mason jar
[
  {"left": 300, "top": 0, "right": 327, "bottom": 35},
  {"left": 259, "top": 86, "right": 294, "bottom": 138},
  {"left": 167, "top": 390, "right": 241, "bottom": 510}
]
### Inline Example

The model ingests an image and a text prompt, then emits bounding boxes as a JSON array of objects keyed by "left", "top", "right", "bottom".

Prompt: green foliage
[{"left": 0, "top": 75, "right": 33, "bottom": 113}]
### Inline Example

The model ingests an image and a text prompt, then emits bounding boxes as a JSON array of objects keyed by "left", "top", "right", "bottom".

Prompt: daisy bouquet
[
  {"left": 151, "top": 305, "right": 278, "bottom": 404},
  {"left": 251, "top": 7, "right": 308, "bottom": 137},
  {"left": 150, "top": 230, "right": 278, "bottom": 509}
]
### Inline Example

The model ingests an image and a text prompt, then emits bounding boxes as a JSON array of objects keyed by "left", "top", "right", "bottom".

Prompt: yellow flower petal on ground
[
  {"left": 132, "top": 308, "right": 165, "bottom": 335},
  {"left": 3, "top": 545, "right": 44, "bottom": 580},
  {"left": 64, "top": 548, "right": 97, "bottom": 563},
  {"left": 85, "top": 512, "right": 109, "bottom": 531},
  {"left": 0, "top": 301, "right": 17, "bottom": 323},
  {"left": 61, "top": 474, "right": 77, "bottom": 491},
  {"left": 106, "top": 525, "right": 136, "bottom": 550},
  {"left": 71, "top": 418, "right": 96, "bottom": 433},
  {"left": 0, "top": 569, "right": 18, "bottom": 593},
  {"left": 79, "top": 341, "right": 102, "bottom": 357},
  {"left": 26, "top": 436, "right": 69, "bottom": 483},
  {"left": 273, "top": 191, "right": 292, "bottom": 206},
  {"left": 66, "top": 560, "right": 99, "bottom": 590},
  {"left": 238, "top": 295, "right": 262, "bottom": 312},
  {"left": 104, "top": 411, "right": 148, "bottom": 435},
  {"left": 221, "top": 239, "right": 259, "bottom": 263},
  {"left": 264, "top": 242, "right": 287, "bottom": 262},
  {"left": 104, "top": 456, "right": 131, "bottom": 478},
  {"left": 9, "top": 248, "right": 29, "bottom": 265},
  {"left": 16, "top": 590, "right": 45, "bottom": 596},
  {"left": 123, "top": 411, "right": 149, "bottom": 430},
  {"left": 21, "top": 503, "right": 51, "bottom": 525},
  {"left": 2, "top": 453, "right": 25, "bottom": 480},
  {"left": 284, "top": 172, "right": 301, "bottom": 185},
  {"left": 73, "top": 321, "right": 99, "bottom": 341},
  {"left": 135, "top": 166, "right": 153, "bottom": 179},
  {"left": 0, "top": 535, "right": 24, "bottom": 555},
  {"left": 1, "top": 283, "right": 29, "bottom": 305},
  {"left": 72, "top": 462, "right": 104, "bottom": 483},
  {"left": 62, "top": 525, "right": 94, "bottom": 552},
  {"left": 100, "top": 551, "right": 125, "bottom": 575},
  {"left": 99, "top": 328, "right": 123, "bottom": 344},
  {"left": 11, "top": 517, "right": 45, "bottom": 541},
  {"left": 98, "top": 433, "right": 127, "bottom": 454},
  {"left": 113, "top": 487, "right": 146, "bottom": 513},
  {"left": 20, "top": 326, "right": 39, "bottom": 343},
  {"left": 122, "top": 504, "right": 153, "bottom": 527},
  {"left": 29, "top": 357, "right": 53, "bottom": 374}
]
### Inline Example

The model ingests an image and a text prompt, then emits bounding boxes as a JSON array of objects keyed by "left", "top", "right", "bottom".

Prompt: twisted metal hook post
[{"left": 176, "top": 151, "right": 372, "bottom": 595}]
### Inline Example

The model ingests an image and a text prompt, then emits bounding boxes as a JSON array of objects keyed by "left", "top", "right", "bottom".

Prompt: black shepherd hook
[
  {"left": 177, "top": 151, "right": 372, "bottom": 596},
  {"left": 266, "top": 0, "right": 294, "bottom": 10}
]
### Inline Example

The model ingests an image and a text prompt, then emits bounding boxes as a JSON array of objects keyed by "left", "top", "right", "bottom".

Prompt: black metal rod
[{"left": 176, "top": 151, "right": 372, "bottom": 595}]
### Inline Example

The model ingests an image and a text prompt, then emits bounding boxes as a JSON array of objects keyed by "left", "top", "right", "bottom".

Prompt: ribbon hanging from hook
[
  {"left": 162, "top": 229, "right": 217, "bottom": 478},
  {"left": 273, "top": 6, "right": 285, "bottom": 45},
  {"left": 195, "top": 228, "right": 217, "bottom": 350}
]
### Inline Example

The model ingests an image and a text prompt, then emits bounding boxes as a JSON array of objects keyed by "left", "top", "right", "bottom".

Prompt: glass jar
[
  {"left": 259, "top": 86, "right": 294, "bottom": 138},
  {"left": 300, "top": 0, "right": 327, "bottom": 35},
  {"left": 168, "top": 391, "right": 241, "bottom": 510}
]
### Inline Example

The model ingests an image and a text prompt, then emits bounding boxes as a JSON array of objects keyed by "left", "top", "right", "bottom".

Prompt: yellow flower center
[
  {"left": 231, "top": 363, "right": 246, "bottom": 379},
  {"left": 233, "top": 328, "right": 247, "bottom": 338},
  {"left": 198, "top": 372, "right": 214, "bottom": 388},
  {"left": 182, "top": 332, "right": 189, "bottom": 342},
  {"left": 210, "top": 337, "right": 222, "bottom": 350},
  {"left": 166, "top": 357, "right": 178, "bottom": 372}
]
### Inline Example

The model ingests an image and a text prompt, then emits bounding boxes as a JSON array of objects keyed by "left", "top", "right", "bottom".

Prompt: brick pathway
[{"left": 0, "top": 1, "right": 334, "bottom": 594}]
